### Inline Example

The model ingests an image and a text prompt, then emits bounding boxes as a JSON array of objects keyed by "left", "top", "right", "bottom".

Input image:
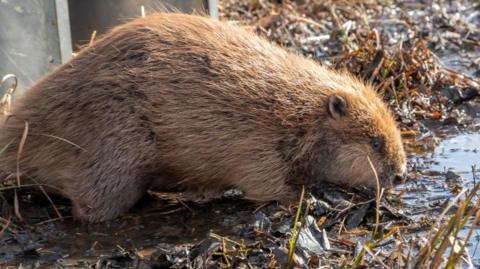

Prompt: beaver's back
[{"left": 0, "top": 14, "right": 313, "bottom": 220}]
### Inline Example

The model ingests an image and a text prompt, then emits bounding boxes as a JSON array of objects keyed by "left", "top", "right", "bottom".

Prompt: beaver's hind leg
[{"left": 69, "top": 146, "right": 156, "bottom": 222}]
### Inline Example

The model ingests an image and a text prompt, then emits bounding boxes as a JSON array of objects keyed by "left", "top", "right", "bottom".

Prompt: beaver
[{"left": 0, "top": 13, "right": 407, "bottom": 222}]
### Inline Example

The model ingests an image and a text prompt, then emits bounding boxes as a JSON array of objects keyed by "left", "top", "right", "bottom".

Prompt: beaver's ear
[{"left": 328, "top": 94, "right": 348, "bottom": 119}]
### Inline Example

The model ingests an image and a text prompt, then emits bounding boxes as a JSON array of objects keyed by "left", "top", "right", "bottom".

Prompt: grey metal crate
[
  {"left": 0, "top": 0, "right": 217, "bottom": 94},
  {"left": 0, "top": 0, "right": 71, "bottom": 93}
]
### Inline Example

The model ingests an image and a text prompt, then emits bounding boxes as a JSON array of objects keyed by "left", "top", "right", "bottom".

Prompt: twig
[
  {"left": 12, "top": 121, "right": 29, "bottom": 221},
  {"left": 89, "top": 31, "right": 97, "bottom": 47},
  {"left": 367, "top": 156, "right": 383, "bottom": 239},
  {"left": 253, "top": 201, "right": 272, "bottom": 213},
  {"left": 38, "top": 134, "right": 87, "bottom": 152},
  {"left": 176, "top": 198, "right": 194, "bottom": 214},
  {"left": 27, "top": 175, "right": 63, "bottom": 221},
  {"left": 363, "top": 245, "right": 389, "bottom": 269},
  {"left": 222, "top": 236, "right": 231, "bottom": 267}
]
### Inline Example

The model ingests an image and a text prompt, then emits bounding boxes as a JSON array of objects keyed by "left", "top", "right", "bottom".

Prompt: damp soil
[{"left": 0, "top": 127, "right": 478, "bottom": 268}]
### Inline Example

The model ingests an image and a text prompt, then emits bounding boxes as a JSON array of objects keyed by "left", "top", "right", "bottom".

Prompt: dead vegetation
[
  {"left": 1, "top": 0, "right": 480, "bottom": 268},
  {"left": 220, "top": 0, "right": 480, "bottom": 133},
  {"left": 217, "top": 0, "right": 480, "bottom": 268}
]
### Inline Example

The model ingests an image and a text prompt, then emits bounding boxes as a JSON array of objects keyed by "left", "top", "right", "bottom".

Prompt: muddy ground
[
  {"left": 1, "top": 0, "right": 480, "bottom": 268},
  {"left": 1, "top": 126, "right": 479, "bottom": 268}
]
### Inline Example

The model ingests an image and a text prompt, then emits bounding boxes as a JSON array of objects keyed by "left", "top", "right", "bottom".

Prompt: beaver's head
[{"left": 309, "top": 78, "right": 407, "bottom": 189}]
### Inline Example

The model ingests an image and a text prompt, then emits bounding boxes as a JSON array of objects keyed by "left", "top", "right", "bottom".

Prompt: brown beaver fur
[{"left": 0, "top": 13, "right": 407, "bottom": 222}]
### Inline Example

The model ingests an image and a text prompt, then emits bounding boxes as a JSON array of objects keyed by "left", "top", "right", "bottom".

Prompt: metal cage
[{"left": 0, "top": 0, "right": 217, "bottom": 94}]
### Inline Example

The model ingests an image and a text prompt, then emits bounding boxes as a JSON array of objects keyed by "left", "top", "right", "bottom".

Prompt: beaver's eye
[{"left": 371, "top": 138, "right": 383, "bottom": 152}]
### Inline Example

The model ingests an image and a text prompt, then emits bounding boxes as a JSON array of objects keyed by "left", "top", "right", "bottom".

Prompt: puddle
[
  {"left": 431, "top": 133, "right": 480, "bottom": 176},
  {"left": 399, "top": 132, "right": 480, "bottom": 266},
  {"left": 0, "top": 197, "right": 258, "bottom": 267}
]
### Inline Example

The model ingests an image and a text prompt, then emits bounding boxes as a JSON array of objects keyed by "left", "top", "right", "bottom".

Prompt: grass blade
[{"left": 287, "top": 185, "right": 305, "bottom": 268}]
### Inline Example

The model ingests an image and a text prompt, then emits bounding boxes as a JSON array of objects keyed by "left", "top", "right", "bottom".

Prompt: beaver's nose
[{"left": 393, "top": 172, "right": 407, "bottom": 184}]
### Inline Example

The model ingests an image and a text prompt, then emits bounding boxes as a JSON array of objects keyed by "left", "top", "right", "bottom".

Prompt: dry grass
[
  {"left": 219, "top": 1, "right": 480, "bottom": 267},
  {"left": 220, "top": 0, "right": 480, "bottom": 131},
  {"left": 346, "top": 183, "right": 479, "bottom": 268},
  {"left": 0, "top": 1, "right": 479, "bottom": 267},
  {"left": 0, "top": 74, "right": 64, "bottom": 227}
]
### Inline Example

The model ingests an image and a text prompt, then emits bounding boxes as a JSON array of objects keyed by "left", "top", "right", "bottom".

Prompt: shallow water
[
  {"left": 431, "top": 133, "right": 480, "bottom": 176},
  {"left": 399, "top": 131, "right": 480, "bottom": 266},
  {"left": 0, "top": 197, "right": 257, "bottom": 267}
]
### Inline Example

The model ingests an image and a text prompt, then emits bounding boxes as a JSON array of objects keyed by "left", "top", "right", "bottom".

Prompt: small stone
[
  {"left": 353, "top": 242, "right": 362, "bottom": 257},
  {"left": 223, "top": 188, "right": 244, "bottom": 199},
  {"left": 253, "top": 212, "right": 271, "bottom": 233},
  {"left": 445, "top": 170, "right": 462, "bottom": 182},
  {"left": 311, "top": 198, "right": 331, "bottom": 217}
]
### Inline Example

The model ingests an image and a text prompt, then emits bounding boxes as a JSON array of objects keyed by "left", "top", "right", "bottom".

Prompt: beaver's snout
[
  {"left": 392, "top": 173, "right": 407, "bottom": 184},
  {"left": 387, "top": 163, "right": 408, "bottom": 187}
]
